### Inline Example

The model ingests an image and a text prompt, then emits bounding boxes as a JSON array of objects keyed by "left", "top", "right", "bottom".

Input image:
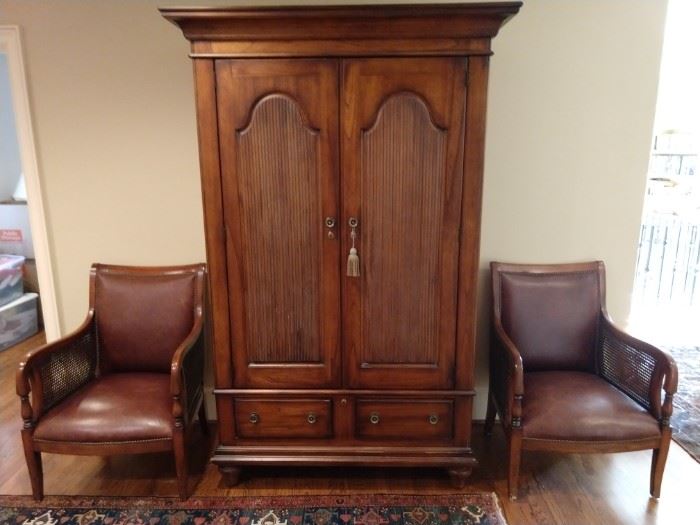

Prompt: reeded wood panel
[
  {"left": 216, "top": 59, "right": 340, "bottom": 388},
  {"left": 236, "top": 95, "right": 321, "bottom": 363},
  {"left": 342, "top": 58, "right": 467, "bottom": 389},
  {"left": 361, "top": 94, "right": 446, "bottom": 364}
]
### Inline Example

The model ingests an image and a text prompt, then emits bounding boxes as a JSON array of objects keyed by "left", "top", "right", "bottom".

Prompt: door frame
[{"left": 0, "top": 26, "right": 61, "bottom": 341}]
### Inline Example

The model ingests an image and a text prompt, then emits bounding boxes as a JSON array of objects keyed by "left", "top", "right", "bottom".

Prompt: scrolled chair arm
[
  {"left": 490, "top": 318, "right": 525, "bottom": 428},
  {"left": 16, "top": 312, "right": 99, "bottom": 423},
  {"left": 597, "top": 313, "right": 678, "bottom": 425},
  {"left": 170, "top": 308, "right": 205, "bottom": 426}
]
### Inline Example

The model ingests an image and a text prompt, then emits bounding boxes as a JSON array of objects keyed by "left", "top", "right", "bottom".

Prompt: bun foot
[
  {"left": 220, "top": 466, "right": 241, "bottom": 487},
  {"left": 447, "top": 468, "right": 472, "bottom": 489}
]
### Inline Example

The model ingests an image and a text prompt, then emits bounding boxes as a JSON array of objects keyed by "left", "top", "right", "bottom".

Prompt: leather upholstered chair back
[
  {"left": 492, "top": 262, "right": 605, "bottom": 372},
  {"left": 92, "top": 265, "right": 198, "bottom": 373}
]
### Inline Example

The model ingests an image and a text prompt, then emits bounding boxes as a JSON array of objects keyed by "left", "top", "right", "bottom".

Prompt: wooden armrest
[
  {"left": 16, "top": 312, "right": 98, "bottom": 421},
  {"left": 598, "top": 314, "right": 677, "bottom": 423},
  {"left": 490, "top": 318, "right": 525, "bottom": 427},
  {"left": 170, "top": 308, "right": 205, "bottom": 423}
]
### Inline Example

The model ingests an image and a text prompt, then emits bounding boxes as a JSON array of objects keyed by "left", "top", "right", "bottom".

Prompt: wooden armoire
[{"left": 162, "top": 3, "right": 520, "bottom": 486}]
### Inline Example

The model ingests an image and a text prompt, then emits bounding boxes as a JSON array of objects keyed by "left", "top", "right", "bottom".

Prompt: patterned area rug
[
  {"left": 669, "top": 345, "right": 700, "bottom": 462},
  {"left": 0, "top": 494, "right": 507, "bottom": 525}
]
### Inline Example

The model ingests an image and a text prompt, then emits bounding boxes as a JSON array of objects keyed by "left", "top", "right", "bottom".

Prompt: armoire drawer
[
  {"left": 355, "top": 399, "right": 454, "bottom": 440},
  {"left": 234, "top": 399, "right": 332, "bottom": 439}
]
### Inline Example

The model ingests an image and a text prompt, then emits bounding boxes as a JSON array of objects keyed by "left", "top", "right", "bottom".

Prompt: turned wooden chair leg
[
  {"left": 484, "top": 393, "right": 497, "bottom": 436},
  {"left": 198, "top": 399, "right": 209, "bottom": 436},
  {"left": 173, "top": 425, "right": 189, "bottom": 500},
  {"left": 650, "top": 428, "right": 671, "bottom": 498},
  {"left": 21, "top": 431, "right": 43, "bottom": 500},
  {"left": 508, "top": 428, "right": 523, "bottom": 500}
]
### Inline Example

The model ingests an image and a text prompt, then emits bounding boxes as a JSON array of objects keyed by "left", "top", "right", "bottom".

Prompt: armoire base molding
[{"left": 212, "top": 445, "right": 477, "bottom": 488}]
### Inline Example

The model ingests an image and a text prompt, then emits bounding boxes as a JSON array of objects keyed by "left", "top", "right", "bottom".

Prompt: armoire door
[
  {"left": 341, "top": 58, "right": 467, "bottom": 389},
  {"left": 216, "top": 59, "right": 341, "bottom": 388}
]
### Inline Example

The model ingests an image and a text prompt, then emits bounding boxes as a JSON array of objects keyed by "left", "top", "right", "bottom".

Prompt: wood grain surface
[
  {"left": 341, "top": 57, "right": 466, "bottom": 391},
  {"left": 215, "top": 59, "right": 340, "bottom": 389}
]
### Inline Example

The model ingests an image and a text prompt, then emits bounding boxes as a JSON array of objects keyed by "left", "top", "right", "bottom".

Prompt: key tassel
[{"left": 347, "top": 247, "right": 360, "bottom": 277}]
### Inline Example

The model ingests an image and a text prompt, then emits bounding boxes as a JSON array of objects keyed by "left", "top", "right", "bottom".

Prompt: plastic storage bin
[
  {"left": 0, "top": 292, "right": 38, "bottom": 351},
  {"left": 0, "top": 254, "right": 25, "bottom": 308}
]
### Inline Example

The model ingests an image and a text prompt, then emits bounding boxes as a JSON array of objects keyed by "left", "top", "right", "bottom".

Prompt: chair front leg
[
  {"left": 21, "top": 428, "right": 43, "bottom": 500},
  {"left": 173, "top": 422, "right": 188, "bottom": 500},
  {"left": 508, "top": 426, "right": 523, "bottom": 500},
  {"left": 650, "top": 426, "right": 672, "bottom": 498}
]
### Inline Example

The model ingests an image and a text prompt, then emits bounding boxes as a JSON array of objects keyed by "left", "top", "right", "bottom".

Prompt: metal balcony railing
[{"left": 634, "top": 212, "right": 700, "bottom": 307}]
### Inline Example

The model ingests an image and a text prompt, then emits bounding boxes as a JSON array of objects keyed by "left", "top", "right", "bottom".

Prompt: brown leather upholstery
[
  {"left": 487, "top": 261, "right": 677, "bottom": 499},
  {"left": 522, "top": 371, "right": 661, "bottom": 441},
  {"left": 33, "top": 373, "right": 173, "bottom": 443},
  {"left": 500, "top": 269, "right": 600, "bottom": 371},
  {"left": 95, "top": 271, "right": 196, "bottom": 373},
  {"left": 17, "top": 263, "right": 208, "bottom": 500}
]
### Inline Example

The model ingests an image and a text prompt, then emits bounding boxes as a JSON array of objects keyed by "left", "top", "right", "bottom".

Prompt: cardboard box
[
  {"left": 0, "top": 201, "right": 34, "bottom": 258},
  {"left": 0, "top": 292, "right": 38, "bottom": 351}
]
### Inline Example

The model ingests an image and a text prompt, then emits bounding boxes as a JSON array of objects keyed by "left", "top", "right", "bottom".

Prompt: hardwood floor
[{"left": 1, "top": 333, "right": 698, "bottom": 524}]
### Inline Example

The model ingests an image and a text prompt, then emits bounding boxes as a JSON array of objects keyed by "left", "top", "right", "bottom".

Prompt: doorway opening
[
  {"left": 0, "top": 26, "right": 59, "bottom": 347},
  {"left": 629, "top": 0, "right": 700, "bottom": 461}
]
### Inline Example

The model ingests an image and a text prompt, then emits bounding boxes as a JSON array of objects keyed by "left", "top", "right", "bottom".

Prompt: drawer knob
[
  {"left": 369, "top": 412, "right": 380, "bottom": 425},
  {"left": 249, "top": 412, "right": 259, "bottom": 424},
  {"left": 428, "top": 414, "right": 439, "bottom": 425},
  {"left": 307, "top": 413, "right": 317, "bottom": 424}
]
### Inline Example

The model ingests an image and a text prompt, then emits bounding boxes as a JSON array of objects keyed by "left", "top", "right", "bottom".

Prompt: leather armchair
[
  {"left": 16, "top": 263, "right": 208, "bottom": 500},
  {"left": 486, "top": 261, "right": 677, "bottom": 500}
]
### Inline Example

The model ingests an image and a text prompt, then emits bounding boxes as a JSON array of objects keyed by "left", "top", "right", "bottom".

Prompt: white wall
[
  {"left": 0, "top": 0, "right": 667, "bottom": 418},
  {"left": 0, "top": 53, "right": 22, "bottom": 199},
  {"left": 476, "top": 0, "right": 667, "bottom": 415}
]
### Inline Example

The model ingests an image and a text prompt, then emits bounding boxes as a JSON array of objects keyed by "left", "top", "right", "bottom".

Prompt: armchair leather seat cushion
[
  {"left": 522, "top": 371, "right": 661, "bottom": 442},
  {"left": 33, "top": 373, "right": 173, "bottom": 443}
]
